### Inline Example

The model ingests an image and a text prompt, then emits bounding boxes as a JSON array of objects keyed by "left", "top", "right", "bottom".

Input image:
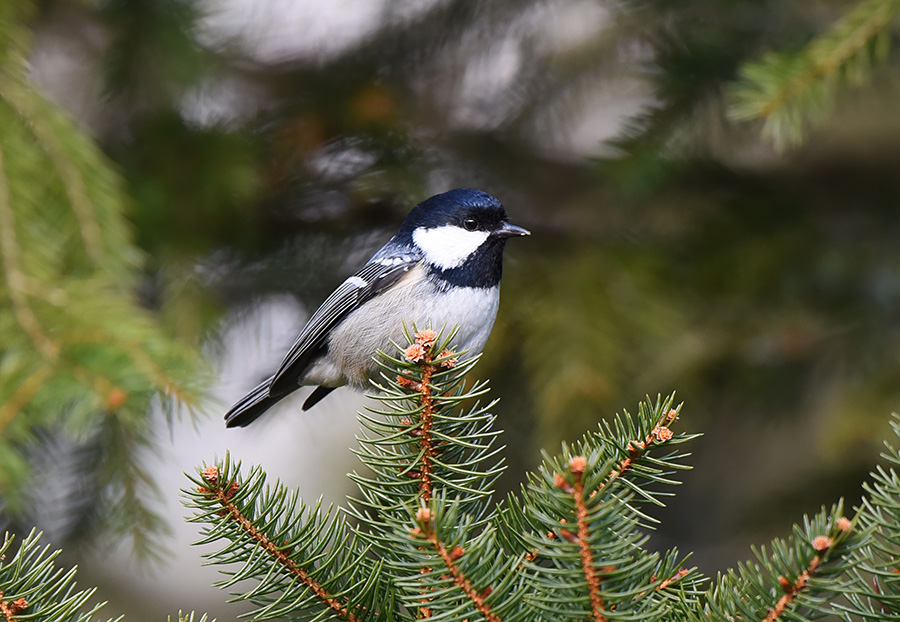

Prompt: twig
[
  {"left": 764, "top": 535, "right": 833, "bottom": 622},
  {"left": 569, "top": 457, "right": 607, "bottom": 622},
  {"left": 414, "top": 507, "right": 503, "bottom": 622},
  {"left": 199, "top": 468, "right": 360, "bottom": 622}
]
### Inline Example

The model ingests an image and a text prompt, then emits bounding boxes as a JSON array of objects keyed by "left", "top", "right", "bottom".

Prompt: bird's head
[{"left": 399, "top": 188, "right": 530, "bottom": 272}]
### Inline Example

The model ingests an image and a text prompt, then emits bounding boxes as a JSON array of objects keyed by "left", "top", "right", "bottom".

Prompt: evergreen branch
[
  {"left": 0, "top": 143, "right": 58, "bottom": 361},
  {"left": 762, "top": 543, "right": 827, "bottom": 622},
  {"left": 0, "top": 362, "right": 54, "bottom": 434},
  {"left": 729, "top": 0, "right": 900, "bottom": 149},
  {"left": 0, "top": 530, "right": 113, "bottom": 622},
  {"left": 349, "top": 327, "right": 504, "bottom": 532},
  {"left": 598, "top": 408, "right": 680, "bottom": 494},
  {"left": 195, "top": 466, "right": 360, "bottom": 622},
  {"left": 501, "top": 395, "right": 699, "bottom": 620},
  {"left": 696, "top": 503, "right": 862, "bottom": 621},
  {"left": 566, "top": 456, "right": 607, "bottom": 622},
  {"left": 185, "top": 456, "right": 392, "bottom": 622},
  {"left": 413, "top": 506, "right": 504, "bottom": 622},
  {"left": 393, "top": 329, "right": 447, "bottom": 503},
  {"left": 841, "top": 415, "right": 900, "bottom": 616},
  {"left": 0, "top": 80, "right": 105, "bottom": 269}
]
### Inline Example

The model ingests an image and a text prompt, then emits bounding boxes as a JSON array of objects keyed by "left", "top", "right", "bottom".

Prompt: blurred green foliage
[{"left": 1, "top": 0, "right": 899, "bottom": 574}]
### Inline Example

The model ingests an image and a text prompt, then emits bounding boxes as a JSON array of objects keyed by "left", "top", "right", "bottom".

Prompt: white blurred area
[{"left": 81, "top": 296, "right": 367, "bottom": 620}]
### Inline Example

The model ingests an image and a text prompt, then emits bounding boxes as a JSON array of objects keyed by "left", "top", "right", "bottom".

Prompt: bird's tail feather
[{"left": 224, "top": 376, "right": 285, "bottom": 428}]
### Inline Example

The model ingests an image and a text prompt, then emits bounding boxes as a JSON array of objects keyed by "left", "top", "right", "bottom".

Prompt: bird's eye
[{"left": 463, "top": 217, "right": 478, "bottom": 231}]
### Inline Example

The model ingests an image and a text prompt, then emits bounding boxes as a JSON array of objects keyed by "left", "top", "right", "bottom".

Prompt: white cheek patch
[{"left": 413, "top": 225, "right": 490, "bottom": 270}]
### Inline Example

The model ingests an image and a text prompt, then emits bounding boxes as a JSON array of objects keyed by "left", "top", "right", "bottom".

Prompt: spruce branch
[
  {"left": 0, "top": 529, "right": 113, "bottom": 622},
  {"left": 184, "top": 456, "right": 393, "bottom": 621},
  {"left": 0, "top": 4, "right": 207, "bottom": 549},
  {"left": 729, "top": 0, "right": 900, "bottom": 149},
  {"left": 841, "top": 414, "right": 900, "bottom": 616},
  {"left": 694, "top": 502, "right": 862, "bottom": 621},
  {"left": 502, "top": 395, "right": 701, "bottom": 621}
]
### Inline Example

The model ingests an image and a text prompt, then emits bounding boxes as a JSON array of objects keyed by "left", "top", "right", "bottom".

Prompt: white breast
[{"left": 304, "top": 265, "right": 500, "bottom": 388}]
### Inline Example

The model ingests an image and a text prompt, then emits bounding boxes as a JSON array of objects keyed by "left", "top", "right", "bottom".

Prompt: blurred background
[{"left": 3, "top": 0, "right": 900, "bottom": 619}]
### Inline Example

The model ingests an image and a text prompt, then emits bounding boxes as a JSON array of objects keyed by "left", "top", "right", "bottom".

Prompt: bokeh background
[{"left": 3, "top": 0, "right": 900, "bottom": 619}]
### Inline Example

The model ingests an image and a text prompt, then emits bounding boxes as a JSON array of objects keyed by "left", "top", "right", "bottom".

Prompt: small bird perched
[{"left": 224, "top": 188, "right": 529, "bottom": 428}]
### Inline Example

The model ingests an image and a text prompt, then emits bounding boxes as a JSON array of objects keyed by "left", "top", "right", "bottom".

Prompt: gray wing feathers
[{"left": 267, "top": 256, "right": 417, "bottom": 395}]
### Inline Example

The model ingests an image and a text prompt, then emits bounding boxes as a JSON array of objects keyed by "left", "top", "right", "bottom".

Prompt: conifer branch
[
  {"left": 0, "top": 144, "right": 58, "bottom": 362},
  {"left": 196, "top": 466, "right": 361, "bottom": 622},
  {"left": 1, "top": 82, "right": 106, "bottom": 268},
  {"left": 600, "top": 409, "right": 679, "bottom": 493},
  {"left": 413, "top": 506, "right": 503, "bottom": 622},
  {"left": 568, "top": 456, "right": 607, "bottom": 622},
  {"left": 0, "top": 530, "right": 112, "bottom": 622},
  {"left": 396, "top": 329, "right": 446, "bottom": 503},
  {"left": 0, "top": 362, "right": 54, "bottom": 433},
  {"left": 729, "top": 0, "right": 900, "bottom": 149}
]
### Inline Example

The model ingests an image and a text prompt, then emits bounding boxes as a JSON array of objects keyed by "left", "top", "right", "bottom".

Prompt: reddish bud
[
  {"left": 106, "top": 388, "right": 127, "bottom": 411},
  {"left": 651, "top": 426, "right": 673, "bottom": 442},
  {"left": 559, "top": 529, "right": 578, "bottom": 543},
  {"left": 396, "top": 375, "right": 422, "bottom": 391},
  {"left": 568, "top": 455, "right": 587, "bottom": 476},
  {"left": 836, "top": 516, "right": 852, "bottom": 532},
  {"left": 404, "top": 343, "right": 427, "bottom": 362},
  {"left": 202, "top": 466, "right": 219, "bottom": 483},
  {"left": 553, "top": 473, "right": 574, "bottom": 493},
  {"left": 416, "top": 507, "right": 432, "bottom": 525},
  {"left": 450, "top": 545, "right": 465, "bottom": 561},
  {"left": 812, "top": 535, "right": 833, "bottom": 552},
  {"left": 437, "top": 349, "right": 459, "bottom": 368},
  {"left": 415, "top": 329, "right": 438, "bottom": 348},
  {"left": 778, "top": 575, "right": 793, "bottom": 593}
]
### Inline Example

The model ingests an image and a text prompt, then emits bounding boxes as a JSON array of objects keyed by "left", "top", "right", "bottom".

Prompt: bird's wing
[{"left": 267, "top": 252, "right": 420, "bottom": 396}]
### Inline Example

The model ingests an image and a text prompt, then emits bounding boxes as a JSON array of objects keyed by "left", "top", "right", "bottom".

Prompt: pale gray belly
[{"left": 303, "top": 265, "right": 500, "bottom": 388}]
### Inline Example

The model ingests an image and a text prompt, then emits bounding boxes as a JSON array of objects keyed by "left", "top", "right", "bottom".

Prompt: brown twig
[
  {"left": 567, "top": 456, "right": 608, "bottom": 622},
  {"left": 414, "top": 508, "right": 503, "bottom": 622},
  {"left": 199, "top": 467, "right": 360, "bottom": 622},
  {"left": 400, "top": 329, "right": 450, "bottom": 503},
  {"left": 600, "top": 409, "right": 678, "bottom": 492},
  {"left": 547, "top": 411, "right": 681, "bottom": 619},
  {"left": 764, "top": 535, "right": 834, "bottom": 622}
]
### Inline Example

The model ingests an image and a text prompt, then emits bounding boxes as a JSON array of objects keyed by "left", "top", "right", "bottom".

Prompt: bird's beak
[{"left": 493, "top": 221, "right": 531, "bottom": 238}]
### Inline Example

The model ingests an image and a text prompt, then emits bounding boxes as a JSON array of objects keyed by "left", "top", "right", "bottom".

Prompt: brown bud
[
  {"left": 812, "top": 535, "right": 833, "bottom": 552},
  {"left": 106, "top": 388, "right": 127, "bottom": 411},
  {"left": 404, "top": 343, "right": 427, "bottom": 363},
  {"left": 202, "top": 465, "right": 219, "bottom": 483},
  {"left": 416, "top": 507, "right": 432, "bottom": 525},
  {"left": 651, "top": 426, "right": 673, "bottom": 442},
  {"left": 415, "top": 329, "right": 438, "bottom": 348},
  {"left": 778, "top": 575, "right": 793, "bottom": 593},
  {"left": 568, "top": 455, "right": 587, "bottom": 476},
  {"left": 553, "top": 473, "right": 574, "bottom": 493}
]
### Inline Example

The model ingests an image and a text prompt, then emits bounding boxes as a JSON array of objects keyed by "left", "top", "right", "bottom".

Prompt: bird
[{"left": 224, "top": 188, "right": 530, "bottom": 428}]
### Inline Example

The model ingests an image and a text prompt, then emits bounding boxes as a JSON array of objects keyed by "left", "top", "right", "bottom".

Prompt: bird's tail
[{"left": 224, "top": 376, "right": 285, "bottom": 428}]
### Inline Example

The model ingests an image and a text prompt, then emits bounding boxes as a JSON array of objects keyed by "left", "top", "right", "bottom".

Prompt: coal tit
[{"left": 224, "top": 188, "right": 529, "bottom": 428}]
